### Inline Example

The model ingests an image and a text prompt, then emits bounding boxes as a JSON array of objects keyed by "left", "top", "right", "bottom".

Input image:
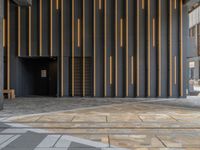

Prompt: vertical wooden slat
[
  {"left": 50, "top": 0, "right": 53, "bottom": 56},
  {"left": 174, "top": 56, "right": 177, "bottom": 85},
  {"left": 28, "top": 7, "right": 31, "bottom": 56},
  {"left": 169, "top": 0, "right": 172, "bottom": 96},
  {"left": 61, "top": 0, "right": 64, "bottom": 96},
  {"left": 104, "top": 0, "right": 107, "bottom": 96},
  {"left": 77, "top": 19, "right": 81, "bottom": 47},
  {"left": 72, "top": 0, "right": 75, "bottom": 96},
  {"left": 142, "top": 0, "right": 144, "bottom": 9},
  {"left": 131, "top": 56, "right": 133, "bottom": 85},
  {"left": 115, "top": 0, "right": 118, "bottom": 96},
  {"left": 152, "top": 18, "right": 155, "bottom": 47},
  {"left": 137, "top": 0, "right": 140, "bottom": 96},
  {"left": 7, "top": 0, "right": 10, "bottom": 90},
  {"left": 180, "top": 0, "right": 183, "bottom": 96},
  {"left": 158, "top": 0, "right": 162, "bottom": 96},
  {"left": 83, "top": 0, "right": 85, "bottom": 96},
  {"left": 110, "top": 56, "right": 112, "bottom": 85},
  {"left": 120, "top": 18, "right": 123, "bottom": 47},
  {"left": 99, "top": 0, "right": 102, "bottom": 10},
  {"left": 94, "top": 0, "right": 96, "bottom": 96},
  {"left": 3, "top": 19, "right": 5, "bottom": 48},
  {"left": 39, "top": 0, "right": 42, "bottom": 56},
  {"left": 174, "top": 0, "right": 177, "bottom": 9},
  {"left": 18, "top": 7, "right": 21, "bottom": 57},
  {"left": 56, "top": 0, "right": 59, "bottom": 10},
  {"left": 147, "top": 0, "right": 150, "bottom": 97},
  {"left": 126, "top": 0, "right": 128, "bottom": 97}
]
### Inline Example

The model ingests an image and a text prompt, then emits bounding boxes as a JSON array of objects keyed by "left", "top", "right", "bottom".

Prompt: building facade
[
  {"left": 188, "top": 4, "right": 200, "bottom": 95},
  {"left": 0, "top": 0, "right": 195, "bottom": 105}
]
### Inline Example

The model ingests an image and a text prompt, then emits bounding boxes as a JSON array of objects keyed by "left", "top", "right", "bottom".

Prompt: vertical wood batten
[
  {"left": 18, "top": 7, "right": 21, "bottom": 57},
  {"left": 174, "top": 0, "right": 177, "bottom": 9},
  {"left": 174, "top": 56, "right": 177, "bottom": 85},
  {"left": 83, "top": 0, "right": 85, "bottom": 96},
  {"left": 158, "top": 0, "right": 162, "bottom": 96},
  {"left": 104, "top": 0, "right": 107, "bottom": 96},
  {"left": 137, "top": 0, "right": 140, "bottom": 96},
  {"left": 39, "top": 0, "right": 42, "bottom": 56},
  {"left": 77, "top": 19, "right": 81, "bottom": 47},
  {"left": 142, "top": 0, "right": 144, "bottom": 9},
  {"left": 99, "top": 0, "right": 102, "bottom": 10},
  {"left": 50, "top": 0, "right": 53, "bottom": 56},
  {"left": 169, "top": 0, "right": 172, "bottom": 96},
  {"left": 131, "top": 56, "right": 133, "bottom": 85},
  {"left": 3, "top": 19, "right": 5, "bottom": 48},
  {"left": 7, "top": 0, "right": 10, "bottom": 90},
  {"left": 152, "top": 18, "right": 155, "bottom": 47},
  {"left": 110, "top": 56, "right": 112, "bottom": 85},
  {"left": 115, "top": 0, "right": 118, "bottom": 96},
  {"left": 56, "top": 0, "right": 59, "bottom": 10},
  {"left": 72, "top": 0, "right": 75, "bottom": 96},
  {"left": 120, "top": 18, "right": 123, "bottom": 48},
  {"left": 28, "top": 7, "right": 31, "bottom": 56},
  {"left": 94, "top": 0, "right": 96, "bottom": 96},
  {"left": 126, "top": 0, "right": 128, "bottom": 97},
  {"left": 180, "top": 0, "right": 183, "bottom": 96},
  {"left": 147, "top": 0, "right": 150, "bottom": 96},
  {"left": 61, "top": 0, "right": 64, "bottom": 96}
]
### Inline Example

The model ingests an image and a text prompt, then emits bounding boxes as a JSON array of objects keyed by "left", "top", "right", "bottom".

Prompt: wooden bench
[{"left": 3, "top": 89, "right": 15, "bottom": 99}]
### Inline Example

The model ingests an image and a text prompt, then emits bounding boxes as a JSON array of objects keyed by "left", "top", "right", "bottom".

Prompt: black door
[{"left": 19, "top": 58, "right": 57, "bottom": 97}]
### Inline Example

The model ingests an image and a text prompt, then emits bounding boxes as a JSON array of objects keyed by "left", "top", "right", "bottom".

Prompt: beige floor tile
[
  {"left": 36, "top": 115, "right": 74, "bottom": 122},
  {"left": 172, "top": 114, "right": 200, "bottom": 122},
  {"left": 14, "top": 116, "right": 41, "bottom": 122},
  {"left": 72, "top": 115, "right": 107, "bottom": 122},
  {"left": 109, "top": 134, "right": 164, "bottom": 148},
  {"left": 107, "top": 114, "right": 141, "bottom": 123},
  {"left": 139, "top": 114, "right": 176, "bottom": 122},
  {"left": 158, "top": 134, "right": 200, "bottom": 148}
]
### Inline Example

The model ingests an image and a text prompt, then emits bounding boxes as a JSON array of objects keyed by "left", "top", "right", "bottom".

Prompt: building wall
[{"left": 4, "top": 0, "right": 188, "bottom": 98}]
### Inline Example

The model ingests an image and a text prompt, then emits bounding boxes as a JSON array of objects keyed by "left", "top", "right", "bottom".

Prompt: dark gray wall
[
  {"left": 0, "top": 0, "right": 4, "bottom": 109},
  {"left": 5, "top": 0, "right": 188, "bottom": 98}
]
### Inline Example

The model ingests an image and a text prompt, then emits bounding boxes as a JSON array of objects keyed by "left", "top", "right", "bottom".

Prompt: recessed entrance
[{"left": 17, "top": 57, "right": 57, "bottom": 97}]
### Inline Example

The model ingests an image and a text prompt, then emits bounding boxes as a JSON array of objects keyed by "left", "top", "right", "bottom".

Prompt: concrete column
[{"left": 0, "top": 0, "right": 4, "bottom": 110}]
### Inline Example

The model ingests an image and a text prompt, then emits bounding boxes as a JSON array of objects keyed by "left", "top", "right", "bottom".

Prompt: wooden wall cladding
[{"left": 5, "top": 0, "right": 187, "bottom": 98}]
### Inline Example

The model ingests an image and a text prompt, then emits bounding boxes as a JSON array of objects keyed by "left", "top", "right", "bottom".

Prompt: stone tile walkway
[{"left": 3, "top": 101, "right": 200, "bottom": 149}]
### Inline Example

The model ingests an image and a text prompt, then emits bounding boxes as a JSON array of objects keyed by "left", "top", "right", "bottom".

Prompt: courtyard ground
[{"left": 0, "top": 97, "right": 200, "bottom": 149}]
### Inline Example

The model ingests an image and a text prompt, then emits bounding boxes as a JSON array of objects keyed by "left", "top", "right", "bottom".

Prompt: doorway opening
[{"left": 17, "top": 57, "right": 57, "bottom": 97}]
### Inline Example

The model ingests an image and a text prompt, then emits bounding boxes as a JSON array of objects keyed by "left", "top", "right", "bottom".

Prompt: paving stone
[
  {"left": 36, "top": 115, "right": 74, "bottom": 123},
  {"left": 72, "top": 115, "right": 107, "bottom": 123},
  {"left": 139, "top": 114, "right": 176, "bottom": 122}
]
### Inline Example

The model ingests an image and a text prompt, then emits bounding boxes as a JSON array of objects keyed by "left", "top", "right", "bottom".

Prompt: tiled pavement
[{"left": 2, "top": 98, "right": 200, "bottom": 149}]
